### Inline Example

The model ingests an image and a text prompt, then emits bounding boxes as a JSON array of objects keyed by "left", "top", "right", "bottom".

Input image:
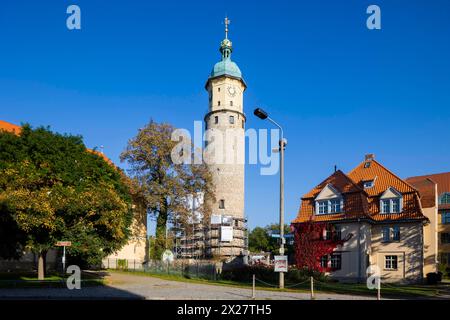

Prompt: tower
[{"left": 204, "top": 18, "right": 247, "bottom": 259}]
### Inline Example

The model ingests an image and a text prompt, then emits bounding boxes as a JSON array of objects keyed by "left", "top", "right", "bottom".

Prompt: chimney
[{"left": 365, "top": 153, "right": 375, "bottom": 161}]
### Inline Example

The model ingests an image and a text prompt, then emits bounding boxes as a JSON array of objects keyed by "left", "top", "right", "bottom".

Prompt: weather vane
[{"left": 224, "top": 17, "right": 230, "bottom": 39}]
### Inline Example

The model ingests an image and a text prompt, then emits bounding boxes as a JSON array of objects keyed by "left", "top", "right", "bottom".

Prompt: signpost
[
  {"left": 274, "top": 255, "right": 288, "bottom": 273},
  {"left": 55, "top": 241, "right": 72, "bottom": 272}
]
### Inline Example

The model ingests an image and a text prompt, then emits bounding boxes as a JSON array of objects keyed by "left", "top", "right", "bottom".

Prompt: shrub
[
  {"left": 426, "top": 272, "right": 440, "bottom": 285},
  {"left": 117, "top": 259, "right": 128, "bottom": 270},
  {"left": 220, "top": 264, "right": 327, "bottom": 285}
]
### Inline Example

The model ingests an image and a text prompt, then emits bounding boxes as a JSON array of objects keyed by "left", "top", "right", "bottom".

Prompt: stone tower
[{"left": 204, "top": 18, "right": 247, "bottom": 259}]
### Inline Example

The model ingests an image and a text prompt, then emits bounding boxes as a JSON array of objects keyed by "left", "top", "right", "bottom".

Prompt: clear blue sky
[{"left": 1, "top": 0, "right": 449, "bottom": 233}]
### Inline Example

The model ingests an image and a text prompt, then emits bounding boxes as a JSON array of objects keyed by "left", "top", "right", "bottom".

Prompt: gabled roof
[
  {"left": 302, "top": 170, "right": 363, "bottom": 199},
  {"left": 406, "top": 172, "right": 450, "bottom": 209},
  {"left": 293, "top": 157, "right": 427, "bottom": 224},
  {"left": 348, "top": 159, "right": 417, "bottom": 196}
]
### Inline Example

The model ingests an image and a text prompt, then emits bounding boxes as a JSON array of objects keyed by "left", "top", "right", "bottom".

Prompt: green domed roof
[
  {"left": 211, "top": 58, "right": 242, "bottom": 78},
  {"left": 209, "top": 37, "right": 243, "bottom": 80}
]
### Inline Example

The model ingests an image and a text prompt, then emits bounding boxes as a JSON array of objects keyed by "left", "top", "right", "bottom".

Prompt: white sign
[
  {"left": 211, "top": 214, "right": 222, "bottom": 225},
  {"left": 162, "top": 250, "right": 174, "bottom": 263},
  {"left": 221, "top": 226, "right": 233, "bottom": 242},
  {"left": 274, "top": 255, "right": 288, "bottom": 272}
]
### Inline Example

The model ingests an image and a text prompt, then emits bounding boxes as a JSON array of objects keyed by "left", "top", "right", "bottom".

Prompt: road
[{"left": 0, "top": 271, "right": 382, "bottom": 300}]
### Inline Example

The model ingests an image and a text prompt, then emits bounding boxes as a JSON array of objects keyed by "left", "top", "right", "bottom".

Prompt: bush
[
  {"left": 220, "top": 264, "right": 327, "bottom": 285},
  {"left": 426, "top": 272, "right": 440, "bottom": 285},
  {"left": 117, "top": 259, "right": 128, "bottom": 270}
]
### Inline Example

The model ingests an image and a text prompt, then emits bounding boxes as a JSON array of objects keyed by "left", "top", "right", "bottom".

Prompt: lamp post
[{"left": 253, "top": 107, "right": 287, "bottom": 289}]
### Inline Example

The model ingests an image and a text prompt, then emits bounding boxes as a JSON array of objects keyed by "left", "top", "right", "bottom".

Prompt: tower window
[
  {"left": 214, "top": 116, "right": 218, "bottom": 124},
  {"left": 218, "top": 101, "right": 221, "bottom": 106},
  {"left": 230, "top": 101, "right": 233, "bottom": 106},
  {"left": 229, "top": 116, "right": 234, "bottom": 124},
  {"left": 218, "top": 87, "right": 220, "bottom": 92},
  {"left": 234, "top": 220, "right": 238, "bottom": 227},
  {"left": 219, "top": 199, "right": 225, "bottom": 209},
  {"left": 242, "top": 120, "right": 244, "bottom": 128}
]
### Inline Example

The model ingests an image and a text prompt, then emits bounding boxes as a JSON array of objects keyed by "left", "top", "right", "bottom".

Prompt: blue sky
[{"left": 1, "top": 0, "right": 449, "bottom": 233}]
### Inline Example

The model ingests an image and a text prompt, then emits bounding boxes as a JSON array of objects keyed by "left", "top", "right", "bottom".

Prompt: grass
[
  {"left": 0, "top": 271, "right": 105, "bottom": 288},
  {"left": 109, "top": 269, "right": 445, "bottom": 299}
]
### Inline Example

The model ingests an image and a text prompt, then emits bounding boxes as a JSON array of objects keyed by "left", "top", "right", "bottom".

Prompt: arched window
[{"left": 439, "top": 193, "right": 450, "bottom": 205}]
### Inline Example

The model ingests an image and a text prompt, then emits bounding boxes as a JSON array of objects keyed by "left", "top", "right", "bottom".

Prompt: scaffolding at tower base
[{"left": 172, "top": 216, "right": 249, "bottom": 260}]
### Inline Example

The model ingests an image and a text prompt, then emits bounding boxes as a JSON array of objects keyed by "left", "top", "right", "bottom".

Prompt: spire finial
[{"left": 224, "top": 16, "right": 230, "bottom": 39}]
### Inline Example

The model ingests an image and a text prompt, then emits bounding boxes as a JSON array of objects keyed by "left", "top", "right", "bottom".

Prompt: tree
[
  {"left": 248, "top": 224, "right": 294, "bottom": 259},
  {"left": 0, "top": 125, "right": 133, "bottom": 279},
  {"left": 248, "top": 227, "right": 270, "bottom": 253},
  {"left": 121, "top": 120, "right": 214, "bottom": 260}
]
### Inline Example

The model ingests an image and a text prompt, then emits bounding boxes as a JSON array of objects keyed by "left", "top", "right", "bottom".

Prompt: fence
[{"left": 103, "top": 258, "right": 219, "bottom": 281}]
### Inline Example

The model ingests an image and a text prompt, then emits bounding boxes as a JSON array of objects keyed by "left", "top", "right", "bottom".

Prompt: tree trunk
[{"left": 37, "top": 250, "right": 47, "bottom": 280}]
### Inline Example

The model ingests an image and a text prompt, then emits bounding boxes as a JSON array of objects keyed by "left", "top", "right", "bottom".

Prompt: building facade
[
  {"left": 406, "top": 172, "right": 450, "bottom": 271},
  {"left": 292, "top": 154, "right": 429, "bottom": 283},
  {"left": 203, "top": 19, "right": 247, "bottom": 258}
]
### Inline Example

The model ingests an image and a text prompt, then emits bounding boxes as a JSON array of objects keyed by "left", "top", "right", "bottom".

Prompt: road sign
[
  {"left": 56, "top": 241, "right": 72, "bottom": 247},
  {"left": 162, "top": 250, "right": 174, "bottom": 263},
  {"left": 274, "top": 255, "right": 288, "bottom": 272}
]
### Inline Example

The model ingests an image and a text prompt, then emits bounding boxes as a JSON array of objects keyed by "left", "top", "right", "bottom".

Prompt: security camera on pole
[{"left": 254, "top": 107, "right": 287, "bottom": 289}]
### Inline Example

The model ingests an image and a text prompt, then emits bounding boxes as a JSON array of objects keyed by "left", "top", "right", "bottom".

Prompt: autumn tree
[
  {"left": 0, "top": 125, "right": 133, "bottom": 279},
  {"left": 293, "top": 219, "right": 347, "bottom": 271},
  {"left": 121, "top": 120, "right": 215, "bottom": 259}
]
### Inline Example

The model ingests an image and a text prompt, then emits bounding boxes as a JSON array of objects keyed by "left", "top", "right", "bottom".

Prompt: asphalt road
[{"left": 0, "top": 271, "right": 380, "bottom": 300}]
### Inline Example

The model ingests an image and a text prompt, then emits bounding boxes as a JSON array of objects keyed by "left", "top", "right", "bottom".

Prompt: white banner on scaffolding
[
  {"left": 220, "top": 226, "right": 233, "bottom": 242},
  {"left": 211, "top": 214, "right": 222, "bottom": 225}
]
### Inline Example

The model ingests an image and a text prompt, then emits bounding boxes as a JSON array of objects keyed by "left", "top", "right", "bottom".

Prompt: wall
[{"left": 370, "top": 222, "right": 423, "bottom": 283}]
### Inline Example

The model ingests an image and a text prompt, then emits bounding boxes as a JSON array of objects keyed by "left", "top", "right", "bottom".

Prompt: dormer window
[
  {"left": 380, "top": 187, "right": 403, "bottom": 214},
  {"left": 363, "top": 180, "right": 374, "bottom": 189},
  {"left": 315, "top": 184, "right": 344, "bottom": 215}
]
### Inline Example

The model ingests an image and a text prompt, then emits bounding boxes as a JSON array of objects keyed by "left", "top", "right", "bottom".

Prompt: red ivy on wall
[{"left": 292, "top": 219, "right": 346, "bottom": 272}]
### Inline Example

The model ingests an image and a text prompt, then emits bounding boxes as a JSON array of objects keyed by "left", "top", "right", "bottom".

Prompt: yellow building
[{"left": 407, "top": 172, "right": 450, "bottom": 271}]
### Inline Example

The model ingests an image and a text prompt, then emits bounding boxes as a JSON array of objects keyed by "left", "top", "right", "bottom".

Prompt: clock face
[{"left": 227, "top": 85, "right": 237, "bottom": 97}]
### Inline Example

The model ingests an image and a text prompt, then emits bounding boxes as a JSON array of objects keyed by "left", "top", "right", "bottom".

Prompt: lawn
[
  {"left": 109, "top": 269, "right": 444, "bottom": 299},
  {"left": 0, "top": 271, "right": 105, "bottom": 288}
]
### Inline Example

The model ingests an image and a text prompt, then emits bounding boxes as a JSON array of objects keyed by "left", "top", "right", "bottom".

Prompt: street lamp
[{"left": 253, "top": 107, "right": 287, "bottom": 289}]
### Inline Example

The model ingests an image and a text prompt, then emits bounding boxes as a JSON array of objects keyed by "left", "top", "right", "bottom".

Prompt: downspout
[{"left": 357, "top": 218, "right": 361, "bottom": 282}]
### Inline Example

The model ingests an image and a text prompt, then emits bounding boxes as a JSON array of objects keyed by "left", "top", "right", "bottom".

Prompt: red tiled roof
[
  {"left": 406, "top": 172, "right": 450, "bottom": 209},
  {"left": 404, "top": 177, "right": 436, "bottom": 209},
  {"left": 293, "top": 157, "right": 427, "bottom": 224},
  {"left": 348, "top": 159, "right": 416, "bottom": 196},
  {"left": 0, "top": 120, "right": 22, "bottom": 134},
  {"left": 302, "top": 170, "right": 363, "bottom": 199}
]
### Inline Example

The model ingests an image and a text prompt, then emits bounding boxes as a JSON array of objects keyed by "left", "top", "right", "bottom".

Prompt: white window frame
[
  {"left": 316, "top": 198, "right": 344, "bottom": 215},
  {"left": 384, "top": 255, "right": 398, "bottom": 270},
  {"left": 380, "top": 188, "right": 403, "bottom": 214}
]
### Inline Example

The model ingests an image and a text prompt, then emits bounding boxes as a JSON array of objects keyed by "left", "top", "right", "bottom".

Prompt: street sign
[
  {"left": 274, "top": 255, "right": 288, "bottom": 272},
  {"left": 56, "top": 241, "right": 72, "bottom": 247},
  {"left": 162, "top": 250, "right": 174, "bottom": 263}
]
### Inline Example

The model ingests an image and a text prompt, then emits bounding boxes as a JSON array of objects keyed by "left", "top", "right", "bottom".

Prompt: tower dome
[{"left": 209, "top": 18, "right": 243, "bottom": 81}]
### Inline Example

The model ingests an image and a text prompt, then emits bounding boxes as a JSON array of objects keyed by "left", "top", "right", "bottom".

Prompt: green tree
[
  {"left": 121, "top": 120, "right": 214, "bottom": 260},
  {"left": 248, "top": 227, "right": 270, "bottom": 253},
  {"left": 248, "top": 224, "right": 294, "bottom": 257},
  {"left": 0, "top": 125, "right": 133, "bottom": 279}
]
